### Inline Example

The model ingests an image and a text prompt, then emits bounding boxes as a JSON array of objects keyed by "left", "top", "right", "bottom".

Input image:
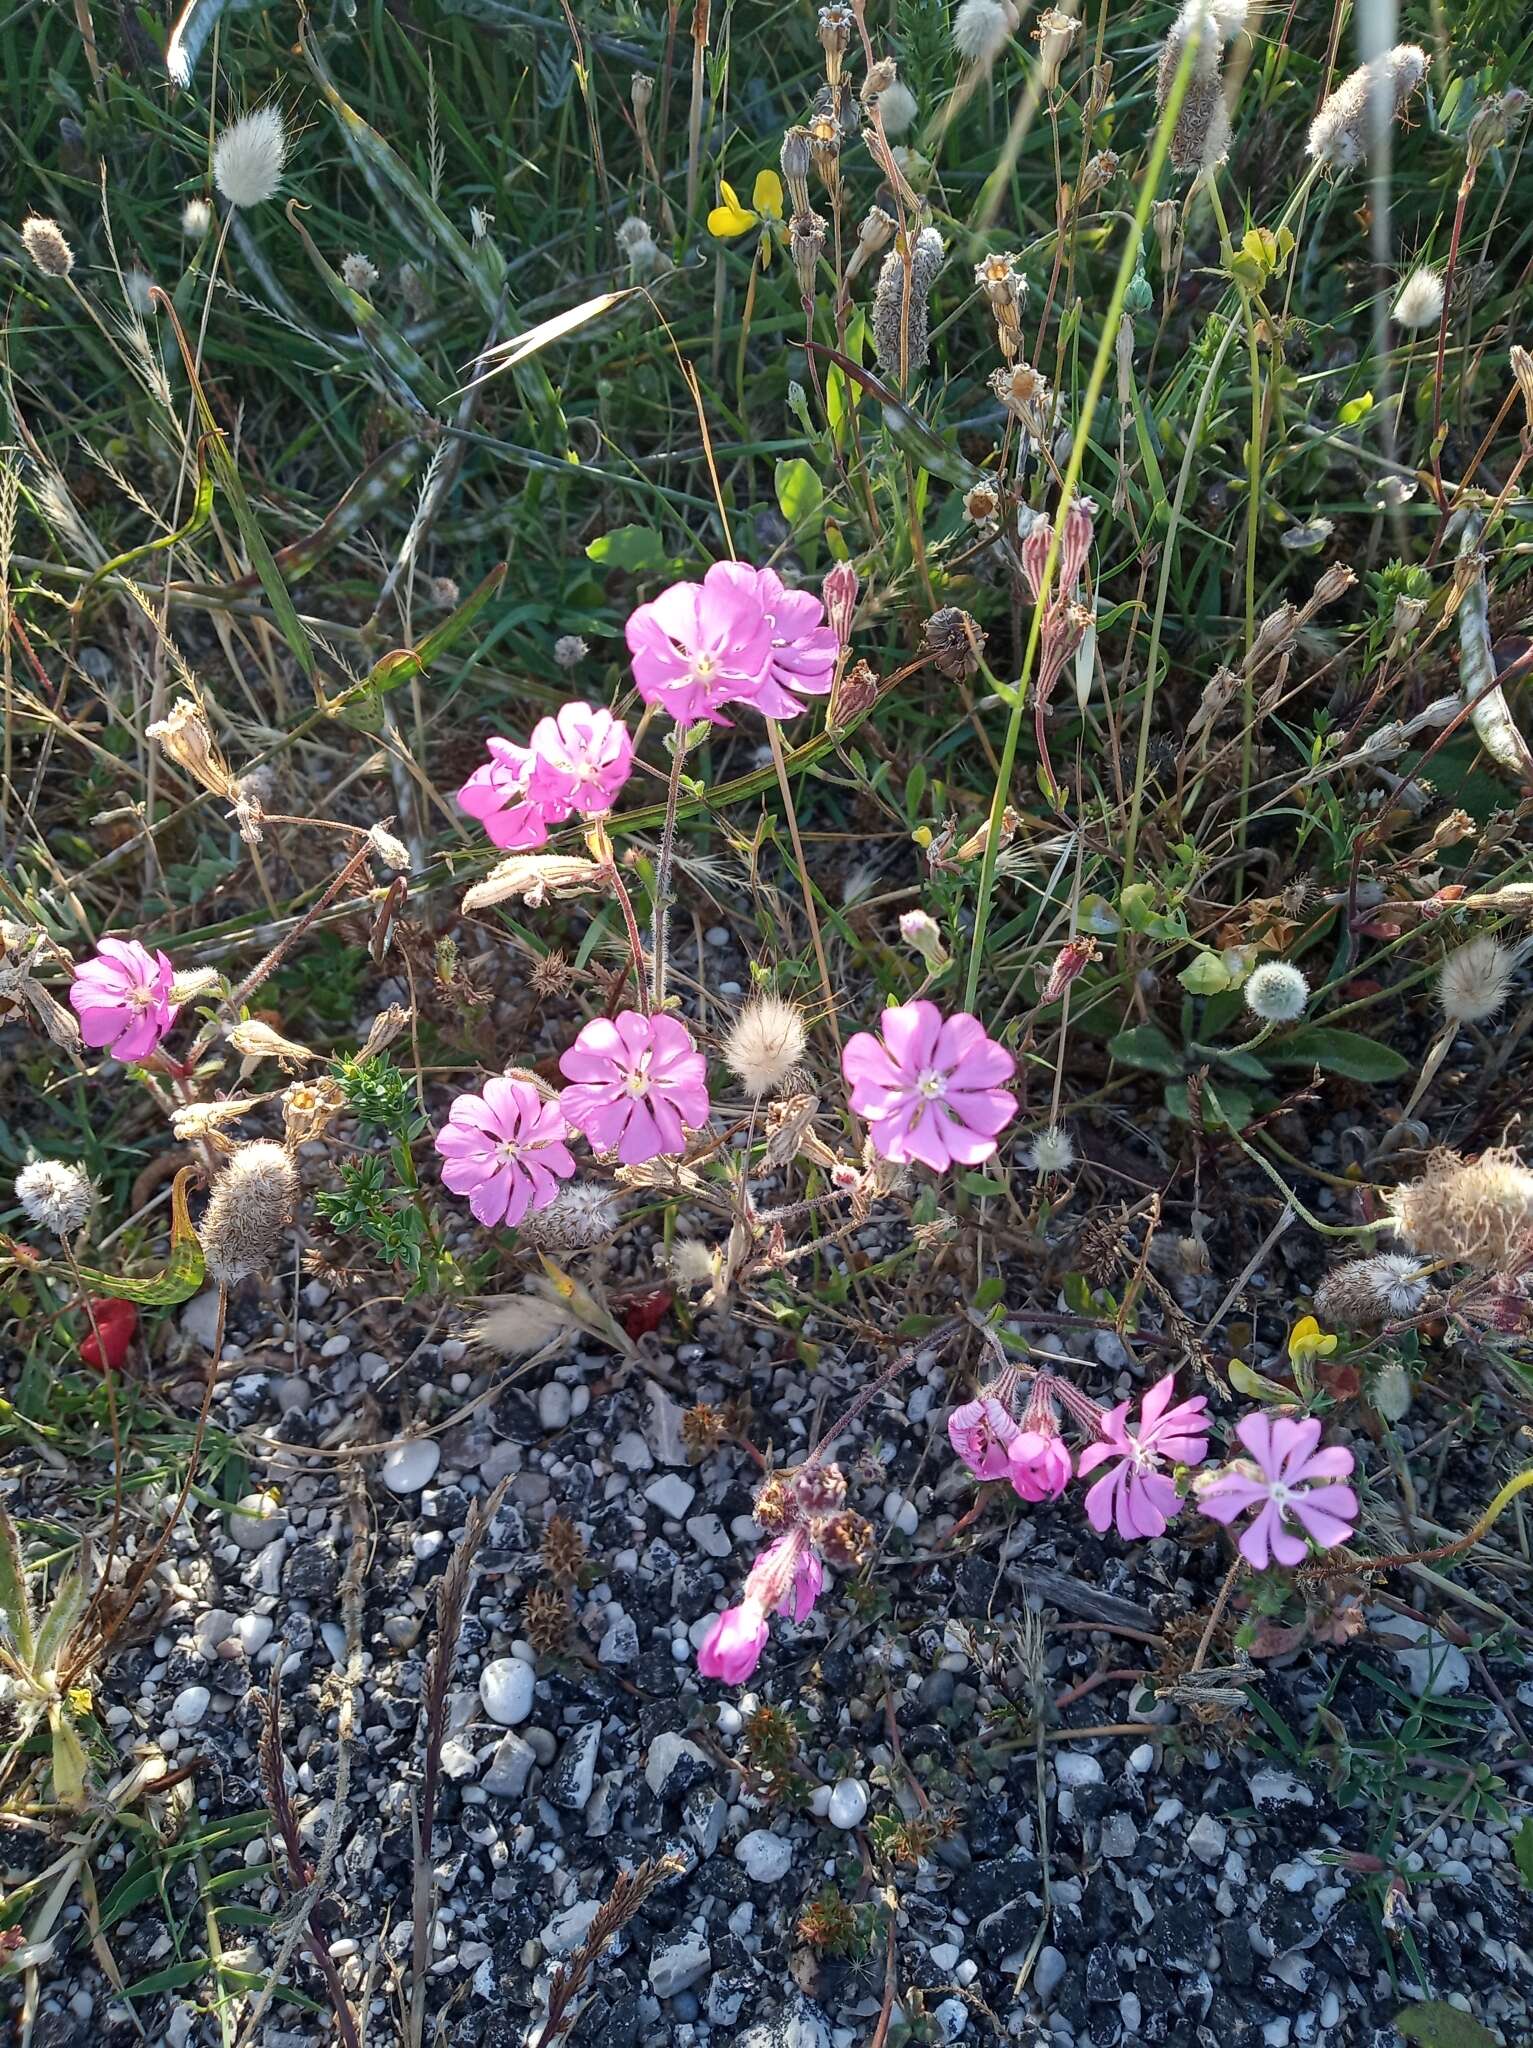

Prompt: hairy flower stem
[
  {"left": 765, "top": 719, "right": 840, "bottom": 1051},
  {"left": 964, "top": 40, "right": 1196, "bottom": 1012},
  {"left": 1191, "top": 1555, "right": 1243, "bottom": 1673},
  {"left": 649, "top": 734, "right": 689, "bottom": 1007},
  {"left": 800, "top": 1316, "right": 963, "bottom": 1473},
  {"left": 605, "top": 860, "right": 651, "bottom": 1014}
]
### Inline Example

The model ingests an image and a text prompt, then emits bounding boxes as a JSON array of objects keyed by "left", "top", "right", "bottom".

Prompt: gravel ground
[{"left": 6, "top": 1238, "right": 1531, "bottom": 2048}]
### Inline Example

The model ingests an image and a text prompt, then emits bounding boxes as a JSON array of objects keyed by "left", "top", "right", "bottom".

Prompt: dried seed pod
[
  {"left": 870, "top": 225, "right": 946, "bottom": 384},
  {"left": 923, "top": 607, "right": 986, "bottom": 680}
]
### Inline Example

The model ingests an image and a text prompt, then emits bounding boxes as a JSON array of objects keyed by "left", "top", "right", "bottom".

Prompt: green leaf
[
  {"left": 1513, "top": 1817, "right": 1533, "bottom": 1889},
  {"left": 775, "top": 457, "right": 825, "bottom": 532},
  {"left": 1179, "top": 950, "right": 1234, "bottom": 996},
  {"left": 335, "top": 564, "right": 508, "bottom": 728},
  {"left": 1108, "top": 1024, "right": 1184, "bottom": 1076},
  {"left": 0, "top": 1508, "right": 35, "bottom": 1665},
  {"left": 586, "top": 524, "right": 669, "bottom": 573},
  {"left": 959, "top": 1172, "right": 1008, "bottom": 1199},
  {"left": 1393, "top": 2003, "right": 1500, "bottom": 2048},
  {"left": 1269, "top": 1028, "right": 1408, "bottom": 1082}
]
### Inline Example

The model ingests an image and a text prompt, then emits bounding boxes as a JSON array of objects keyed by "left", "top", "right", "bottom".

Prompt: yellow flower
[
  {"left": 1287, "top": 1315, "right": 1338, "bottom": 1370},
  {"left": 707, "top": 169, "right": 785, "bottom": 266}
]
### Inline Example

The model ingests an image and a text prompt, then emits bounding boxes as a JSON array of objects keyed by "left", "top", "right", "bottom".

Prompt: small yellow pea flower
[
  {"left": 1287, "top": 1315, "right": 1338, "bottom": 1371},
  {"left": 707, "top": 169, "right": 786, "bottom": 267}
]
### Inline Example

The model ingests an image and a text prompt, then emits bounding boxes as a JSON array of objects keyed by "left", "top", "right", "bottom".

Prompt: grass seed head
[
  {"left": 1394, "top": 265, "right": 1445, "bottom": 330},
  {"left": 952, "top": 0, "right": 1018, "bottom": 68},
  {"left": 21, "top": 216, "right": 74, "bottom": 279},
  {"left": 1315, "top": 1253, "right": 1431, "bottom": 1327},
  {"left": 1307, "top": 46, "right": 1428, "bottom": 174},
  {"left": 875, "top": 79, "right": 918, "bottom": 137},
  {"left": 723, "top": 994, "right": 809, "bottom": 1098},
  {"left": 871, "top": 227, "right": 945, "bottom": 382},
  {"left": 213, "top": 107, "right": 288, "bottom": 209},
  {"left": 1438, "top": 933, "right": 1518, "bottom": 1024}
]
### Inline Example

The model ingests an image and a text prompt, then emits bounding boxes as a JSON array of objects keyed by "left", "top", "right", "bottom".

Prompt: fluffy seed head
[
  {"left": 669, "top": 1238, "right": 719, "bottom": 1288},
  {"left": 553, "top": 634, "right": 589, "bottom": 669},
  {"left": 875, "top": 79, "right": 918, "bottom": 137},
  {"left": 472, "top": 1290, "right": 579, "bottom": 1356},
  {"left": 1307, "top": 46, "right": 1428, "bottom": 174},
  {"left": 1438, "top": 933, "right": 1518, "bottom": 1024},
  {"left": 340, "top": 251, "right": 378, "bottom": 293},
  {"left": 182, "top": 197, "right": 213, "bottom": 237},
  {"left": 1024, "top": 1125, "right": 1075, "bottom": 1174},
  {"left": 200, "top": 1141, "right": 298, "bottom": 1286},
  {"left": 871, "top": 226, "right": 946, "bottom": 384},
  {"left": 1390, "top": 1147, "right": 1533, "bottom": 1272},
  {"left": 213, "top": 108, "right": 288, "bottom": 209},
  {"left": 512, "top": 1180, "right": 623, "bottom": 1252},
  {"left": 1393, "top": 265, "right": 1445, "bottom": 330},
  {"left": 1314, "top": 1252, "right": 1431, "bottom": 1328},
  {"left": 21, "top": 216, "right": 74, "bottom": 279},
  {"left": 1156, "top": 7, "right": 1232, "bottom": 174},
  {"left": 723, "top": 995, "right": 809, "bottom": 1098},
  {"left": 1244, "top": 960, "right": 1309, "bottom": 1022},
  {"left": 16, "top": 1159, "right": 95, "bottom": 1236},
  {"left": 952, "top": 0, "right": 1016, "bottom": 66},
  {"left": 1370, "top": 1357, "right": 1412, "bottom": 1422}
]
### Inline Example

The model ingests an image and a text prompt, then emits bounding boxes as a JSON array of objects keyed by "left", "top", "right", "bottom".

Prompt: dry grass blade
[
  {"left": 406, "top": 1473, "right": 511, "bottom": 2048},
  {"left": 533, "top": 1854, "right": 687, "bottom": 2047}
]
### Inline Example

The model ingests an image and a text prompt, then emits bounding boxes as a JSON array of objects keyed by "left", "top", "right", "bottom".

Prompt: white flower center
[
  {"left": 914, "top": 1066, "right": 946, "bottom": 1101},
  {"left": 496, "top": 1139, "right": 523, "bottom": 1166},
  {"left": 624, "top": 1058, "right": 652, "bottom": 1099},
  {"left": 1268, "top": 1480, "right": 1293, "bottom": 1511},
  {"left": 693, "top": 653, "right": 717, "bottom": 678}
]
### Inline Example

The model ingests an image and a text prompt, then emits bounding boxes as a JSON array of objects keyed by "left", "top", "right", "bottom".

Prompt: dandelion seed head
[
  {"left": 952, "top": 0, "right": 1017, "bottom": 68},
  {"left": 1243, "top": 960, "right": 1309, "bottom": 1022},
  {"left": 213, "top": 107, "right": 288, "bottom": 210},
  {"left": 1024, "top": 1125, "right": 1075, "bottom": 1174},
  {"left": 553, "top": 634, "right": 589, "bottom": 669}
]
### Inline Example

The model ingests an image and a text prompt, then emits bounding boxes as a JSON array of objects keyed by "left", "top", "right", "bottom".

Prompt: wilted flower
[
  {"left": 70, "top": 939, "right": 179, "bottom": 1062},
  {"left": 989, "top": 358, "right": 1054, "bottom": 433},
  {"left": 461, "top": 853, "right": 605, "bottom": 913},
  {"left": 697, "top": 1527, "right": 822, "bottom": 1683},
  {"left": 16, "top": 1159, "right": 95, "bottom": 1237},
  {"left": 434, "top": 1076, "right": 576, "bottom": 1228},
  {"left": 1034, "top": 7, "right": 1080, "bottom": 89},
  {"left": 842, "top": 998, "right": 1017, "bottom": 1172},
  {"left": 212, "top": 107, "right": 288, "bottom": 209},
  {"left": 723, "top": 994, "right": 808, "bottom": 1098},
  {"left": 367, "top": 823, "right": 411, "bottom": 874},
  {"left": 227, "top": 1019, "right": 315, "bottom": 1069},
  {"left": 1196, "top": 1414, "right": 1357, "bottom": 1569},
  {"left": 1007, "top": 1375, "right": 1073, "bottom": 1501},
  {"left": 923, "top": 606, "right": 986, "bottom": 680},
  {"left": 822, "top": 559, "right": 859, "bottom": 647},
  {"left": 559, "top": 1010, "right": 710, "bottom": 1165},
  {"left": 1078, "top": 1374, "right": 1210, "bottom": 1540},
  {"left": 146, "top": 698, "right": 239, "bottom": 800},
  {"left": 1244, "top": 960, "right": 1309, "bottom": 1023},
  {"left": 949, "top": 1392, "right": 1019, "bottom": 1479}
]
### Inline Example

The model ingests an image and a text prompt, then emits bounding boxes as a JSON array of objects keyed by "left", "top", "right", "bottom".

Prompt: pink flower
[
  {"left": 70, "top": 938, "right": 179, "bottom": 1061},
  {"left": 697, "top": 1602, "right": 770, "bottom": 1682},
  {"left": 433, "top": 1076, "right": 576, "bottom": 1227},
  {"left": 528, "top": 701, "right": 633, "bottom": 815},
  {"left": 456, "top": 737, "right": 565, "bottom": 849},
  {"left": 705, "top": 563, "right": 838, "bottom": 718},
  {"left": 625, "top": 568, "right": 773, "bottom": 725},
  {"left": 948, "top": 1394, "right": 1019, "bottom": 1479},
  {"left": 1007, "top": 1377, "right": 1072, "bottom": 1502},
  {"left": 1078, "top": 1374, "right": 1211, "bottom": 1541},
  {"left": 1196, "top": 1413, "right": 1358, "bottom": 1570},
  {"left": 558, "top": 1010, "right": 710, "bottom": 1164},
  {"left": 696, "top": 1530, "right": 825, "bottom": 1685},
  {"left": 842, "top": 999, "right": 1017, "bottom": 1171}
]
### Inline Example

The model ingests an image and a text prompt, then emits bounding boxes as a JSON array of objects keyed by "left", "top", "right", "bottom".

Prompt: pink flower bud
[
  {"left": 822, "top": 560, "right": 860, "bottom": 646},
  {"left": 697, "top": 1602, "right": 770, "bottom": 1682}
]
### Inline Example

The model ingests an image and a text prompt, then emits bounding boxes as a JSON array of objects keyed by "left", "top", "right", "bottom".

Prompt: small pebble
[
  {"left": 480, "top": 1658, "right": 535, "bottom": 1727},
  {"left": 827, "top": 1778, "right": 869, "bottom": 1830},
  {"left": 382, "top": 1440, "right": 440, "bottom": 1494},
  {"left": 170, "top": 1685, "right": 210, "bottom": 1728}
]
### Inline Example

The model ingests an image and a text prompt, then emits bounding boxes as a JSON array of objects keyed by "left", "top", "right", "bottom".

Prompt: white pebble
[
  {"left": 644, "top": 1473, "right": 697, "bottom": 1520},
  {"left": 827, "top": 1778, "right": 869, "bottom": 1830},
  {"left": 479, "top": 1657, "right": 535, "bottom": 1727},
  {"left": 735, "top": 1830, "right": 794, "bottom": 1883},
  {"left": 382, "top": 1440, "right": 440, "bottom": 1494},
  {"left": 229, "top": 1491, "right": 287, "bottom": 1550},
  {"left": 537, "top": 1382, "right": 572, "bottom": 1430},
  {"left": 1053, "top": 1751, "right": 1104, "bottom": 1789},
  {"left": 170, "top": 1685, "right": 210, "bottom": 1727}
]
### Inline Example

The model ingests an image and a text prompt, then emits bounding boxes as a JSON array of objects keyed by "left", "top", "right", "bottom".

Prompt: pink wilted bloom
[
  {"left": 558, "top": 1010, "right": 710, "bottom": 1164},
  {"left": 625, "top": 568, "right": 773, "bottom": 725},
  {"left": 697, "top": 1529, "right": 824, "bottom": 1683},
  {"left": 948, "top": 1393, "right": 1019, "bottom": 1479},
  {"left": 842, "top": 999, "right": 1017, "bottom": 1171},
  {"left": 433, "top": 1076, "right": 576, "bottom": 1227},
  {"left": 822, "top": 559, "right": 860, "bottom": 647},
  {"left": 1041, "top": 935, "right": 1099, "bottom": 1005},
  {"left": 1078, "top": 1373, "right": 1210, "bottom": 1540},
  {"left": 70, "top": 938, "right": 179, "bottom": 1061},
  {"left": 1196, "top": 1413, "right": 1358, "bottom": 1570},
  {"left": 704, "top": 562, "right": 838, "bottom": 718},
  {"left": 456, "top": 737, "right": 565, "bottom": 849},
  {"left": 1007, "top": 1375, "right": 1073, "bottom": 1502},
  {"left": 1020, "top": 497, "right": 1096, "bottom": 803},
  {"left": 527, "top": 701, "right": 633, "bottom": 815}
]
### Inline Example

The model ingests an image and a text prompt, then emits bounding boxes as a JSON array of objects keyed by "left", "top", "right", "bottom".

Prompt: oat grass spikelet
[
  {"left": 201, "top": 1140, "right": 299, "bottom": 1285},
  {"left": 871, "top": 227, "right": 946, "bottom": 383},
  {"left": 213, "top": 107, "right": 288, "bottom": 209},
  {"left": 1390, "top": 1148, "right": 1533, "bottom": 1271},
  {"left": 1394, "top": 265, "right": 1445, "bottom": 330},
  {"left": 21, "top": 216, "right": 74, "bottom": 278}
]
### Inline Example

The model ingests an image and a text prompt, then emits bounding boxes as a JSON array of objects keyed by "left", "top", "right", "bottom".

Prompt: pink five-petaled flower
[
  {"left": 1077, "top": 1373, "right": 1210, "bottom": 1540},
  {"left": 558, "top": 1010, "right": 710, "bottom": 1165},
  {"left": 1195, "top": 1413, "right": 1358, "bottom": 1570},
  {"left": 697, "top": 1529, "right": 824, "bottom": 1683},
  {"left": 456, "top": 737, "right": 565, "bottom": 849},
  {"left": 433, "top": 1076, "right": 576, "bottom": 1228},
  {"left": 527, "top": 701, "right": 634, "bottom": 816},
  {"left": 842, "top": 999, "right": 1017, "bottom": 1171},
  {"left": 625, "top": 566, "right": 774, "bottom": 725},
  {"left": 948, "top": 1393, "right": 1019, "bottom": 1479},
  {"left": 70, "top": 938, "right": 180, "bottom": 1062},
  {"left": 1008, "top": 1376, "right": 1073, "bottom": 1502},
  {"left": 705, "top": 562, "right": 838, "bottom": 718}
]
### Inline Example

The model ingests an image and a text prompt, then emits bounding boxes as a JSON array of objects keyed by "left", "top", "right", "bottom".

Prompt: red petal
[
  {"left": 621, "top": 1288, "right": 673, "bottom": 1339},
  {"left": 79, "top": 1297, "right": 137, "bottom": 1372}
]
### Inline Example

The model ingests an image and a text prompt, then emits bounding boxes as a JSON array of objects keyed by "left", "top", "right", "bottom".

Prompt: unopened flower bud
[
  {"left": 899, "top": 909, "right": 949, "bottom": 972},
  {"left": 780, "top": 127, "right": 813, "bottom": 214},
  {"left": 793, "top": 1462, "right": 847, "bottom": 1512}
]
